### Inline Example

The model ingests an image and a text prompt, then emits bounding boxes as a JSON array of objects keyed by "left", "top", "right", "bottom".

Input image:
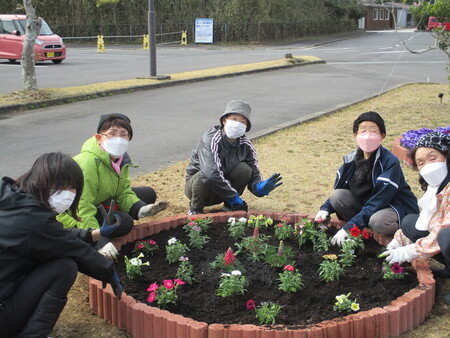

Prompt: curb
[{"left": 0, "top": 59, "right": 325, "bottom": 115}]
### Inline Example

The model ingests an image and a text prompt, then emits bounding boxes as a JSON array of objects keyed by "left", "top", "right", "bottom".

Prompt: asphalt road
[{"left": 0, "top": 30, "right": 448, "bottom": 179}]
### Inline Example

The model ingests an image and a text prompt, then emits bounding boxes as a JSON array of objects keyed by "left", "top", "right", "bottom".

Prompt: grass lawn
[{"left": 51, "top": 82, "right": 449, "bottom": 337}]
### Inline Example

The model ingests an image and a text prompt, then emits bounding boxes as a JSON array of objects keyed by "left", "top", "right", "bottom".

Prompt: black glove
[
  {"left": 230, "top": 201, "right": 248, "bottom": 212},
  {"left": 98, "top": 200, "right": 121, "bottom": 238},
  {"left": 103, "top": 270, "right": 123, "bottom": 300}
]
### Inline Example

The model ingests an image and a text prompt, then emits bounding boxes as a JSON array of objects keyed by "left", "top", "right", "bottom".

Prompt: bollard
[
  {"left": 97, "top": 35, "right": 105, "bottom": 53},
  {"left": 180, "top": 30, "right": 187, "bottom": 45},
  {"left": 143, "top": 34, "right": 149, "bottom": 50}
]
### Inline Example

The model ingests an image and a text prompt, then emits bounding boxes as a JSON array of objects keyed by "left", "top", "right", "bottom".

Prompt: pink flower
[
  {"left": 316, "top": 218, "right": 323, "bottom": 224},
  {"left": 283, "top": 265, "right": 295, "bottom": 271},
  {"left": 148, "top": 240, "right": 156, "bottom": 245},
  {"left": 281, "top": 217, "right": 288, "bottom": 222},
  {"left": 246, "top": 299, "right": 256, "bottom": 310},
  {"left": 174, "top": 279, "right": 185, "bottom": 286},
  {"left": 391, "top": 263, "right": 404, "bottom": 274},
  {"left": 163, "top": 280, "right": 174, "bottom": 290},
  {"left": 147, "top": 282, "right": 158, "bottom": 292},
  {"left": 137, "top": 243, "right": 145, "bottom": 249},
  {"left": 190, "top": 216, "right": 197, "bottom": 221},
  {"left": 147, "top": 291, "right": 156, "bottom": 303},
  {"left": 276, "top": 223, "right": 284, "bottom": 228},
  {"left": 188, "top": 221, "right": 195, "bottom": 226},
  {"left": 224, "top": 247, "right": 235, "bottom": 266}
]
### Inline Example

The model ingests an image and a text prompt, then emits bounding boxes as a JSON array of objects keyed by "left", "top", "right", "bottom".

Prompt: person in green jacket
[{"left": 58, "top": 113, "right": 167, "bottom": 246}]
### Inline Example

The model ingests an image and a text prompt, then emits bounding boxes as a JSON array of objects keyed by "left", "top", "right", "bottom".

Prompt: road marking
[
  {"left": 328, "top": 61, "right": 446, "bottom": 65},
  {"left": 0, "top": 64, "right": 48, "bottom": 67}
]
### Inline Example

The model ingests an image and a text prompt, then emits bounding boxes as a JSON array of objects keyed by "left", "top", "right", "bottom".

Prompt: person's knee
[
  {"left": 369, "top": 212, "right": 398, "bottom": 235},
  {"left": 437, "top": 228, "right": 450, "bottom": 257},
  {"left": 50, "top": 258, "right": 78, "bottom": 297},
  {"left": 133, "top": 187, "right": 157, "bottom": 204}
]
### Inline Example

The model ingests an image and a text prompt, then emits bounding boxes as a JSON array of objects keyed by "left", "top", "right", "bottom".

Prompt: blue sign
[{"left": 195, "top": 18, "right": 214, "bottom": 44}]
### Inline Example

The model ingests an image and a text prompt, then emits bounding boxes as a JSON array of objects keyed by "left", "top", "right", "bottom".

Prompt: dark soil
[{"left": 116, "top": 221, "right": 418, "bottom": 328}]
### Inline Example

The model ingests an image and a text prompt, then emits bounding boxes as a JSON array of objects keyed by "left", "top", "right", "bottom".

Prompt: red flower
[
  {"left": 283, "top": 265, "right": 295, "bottom": 271},
  {"left": 246, "top": 299, "right": 256, "bottom": 310},
  {"left": 147, "top": 282, "right": 158, "bottom": 292},
  {"left": 276, "top": 223, "right": 284, "bottom": 228},
  {"left": 281, "top": 217, "right": 289, "bottom": 222},
  {"left": 174, "top": 279, "right": 185, "bottom": 286},
  {"left": 391, "top": 263, "right": 404, "bottom": 274},
  {"left": 190, "top": 216, "right": 197, "bottom": 221},
  {"left": 349, "top": 225, "right": 361, "bottom": 237},
  {"left": 163, "top": 280, "right": 174, "bottom": 290},
  {"left": 147, "top": 291, "right": 156, "bottom": 303},
  {"left": 188, "top": 221, "right": 195, "bottom": 226},
  {"left": 137, "top": 243, "right": 145, "bottom": 249},
  {"left": 362, "top": 229, "right": 369, "bottom": 239},
  {"left": 224, "top": 247, "right": 235, "bottom": 266}
]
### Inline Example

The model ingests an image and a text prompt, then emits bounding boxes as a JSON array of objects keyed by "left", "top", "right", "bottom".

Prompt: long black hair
[
  {"left": 408, "top": 148, "right": 450, "bottom": 191},
  {"left": 15, "top": 152, "right": 84, "bottom": 219}
]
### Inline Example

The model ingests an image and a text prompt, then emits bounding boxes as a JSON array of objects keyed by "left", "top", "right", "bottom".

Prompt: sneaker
[
  {"left": 431, "top": 267, "right": 450, "bottom": 279},
  {"left": 222, "top": 202, "right": 231, "bottom": 212},
  {"left": 188, "top": 204, "right": 204, "bottom": 215}
]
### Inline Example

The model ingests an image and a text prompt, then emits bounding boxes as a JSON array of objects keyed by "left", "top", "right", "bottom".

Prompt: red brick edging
[
  {"left": 392, "top": 137, "right": 413, "bottom": 168},
  {"left": 89, "top": 212, "right": 435, "bottom": 337}
]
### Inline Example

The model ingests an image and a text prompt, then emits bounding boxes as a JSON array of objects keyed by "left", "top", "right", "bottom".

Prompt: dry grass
[
  {"left": 0, "top": 56, "right": 320, "bottom": 106},
  {"left": 53, "top": 83, "right": 449, "bottom": 336}
]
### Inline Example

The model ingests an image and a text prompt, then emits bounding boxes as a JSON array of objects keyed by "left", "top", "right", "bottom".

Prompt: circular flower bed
[{"left": 89, "top": 212, "right": 436, "bottom": 338}]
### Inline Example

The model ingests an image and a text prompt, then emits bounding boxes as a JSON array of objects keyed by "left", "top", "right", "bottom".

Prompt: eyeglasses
[
  {"left": 357, "top": 128, "right": 379, "bottom": 134},
  {"left": 101, "top": 129, "right": 130, "bottom": 139}
]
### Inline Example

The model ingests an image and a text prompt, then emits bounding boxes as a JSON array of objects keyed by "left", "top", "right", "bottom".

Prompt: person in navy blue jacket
[{"left": 314, "top": 112, "right": 419, "bottom": 246}]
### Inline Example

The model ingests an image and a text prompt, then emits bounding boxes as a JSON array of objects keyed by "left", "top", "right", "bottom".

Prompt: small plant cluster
[
  {"left": 124, "top": 253, "right": 150, "bottom": 279},
  {"left": 147, "top": 279, "right": 185, "bottom": 309},
  {"left": 333, "top": 292, "right": 360, "bottom": 313},
  {"left": 217, "top": 270, "right": 247, "bottom": 297},
  {"left": 318, "top": 254, "right": 343, "bottom": 282},
  {"left": 183, "top": 216, "right": 211, "bottom": 249},
  {"left": 176, "top": 256, "right": 195, "bottom": 284},
  {"left": 228, "top": 216, "right": 247, "bottom": 239},
  {"left": 133, "top": 239, "right": 158, "bottom": 255},
  {"left": 166, "top": 237, "right": 189, "bottom": 264},
  {"left": 246, "top": 299, "right": 282, "bottom": 325},
  {"left": 382, "top": 262, "right": 408, "bottom": 280},
  {"left": 278, "top": 265, "right": 304, "bottom": 293}
]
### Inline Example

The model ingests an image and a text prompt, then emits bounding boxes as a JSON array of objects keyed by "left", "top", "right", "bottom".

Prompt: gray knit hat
[
  {"left": 415, "top": 131, "right": 450, "bottom": 152},
  {"left": 220, "top": 100, "right": 252, "bottom": 132}
]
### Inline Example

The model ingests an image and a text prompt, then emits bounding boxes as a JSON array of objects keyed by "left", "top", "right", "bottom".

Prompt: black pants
[
  {"left": 95, "top": 186, "right": 156, "bottom": 247},
  {"left": 401, "top": 214, "right": 450, "bottom": 268},
  {"left": 0, "top": 258, "right": 78, "bottom": 338}
]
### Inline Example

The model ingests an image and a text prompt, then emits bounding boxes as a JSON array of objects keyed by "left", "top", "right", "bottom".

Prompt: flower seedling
[
  {"left": 247, "top": 214, "right": 273, "bottom": 229},
  {"left": 274, "top": 217, "right": 294, "bottom": 240},
  {"left": 209, "top": 248, "right": 245, "bottom": 272},
  {"left": 255, "top": 301, "right": 282, "bottom": 325},
  {"left": 217, "top": 270, "right": 247, "bottom": 297},
  {"left": 132, "top": 239, "right": 158, "bottom": 256},
  {"left": 264, "top": 240, "right": 295, "bottom": 267},
  {"left": 382, "top": 262, "right": 407, "bottom": 280},
  {"left": 147, "top": 279, "right": 185, "bottom": 309},
  {"left": 228, "top": 217, "right": 247, "bottom": 239},
  {"left": 124, "top": 253, "right": 149, "bottom": 279},
  {"left": 278, "top": 265, "right": 304, "bottom": 293},
  {"left": 183, "top": 220, "right": 210, "bottom": 249},
  {"left": 166, "top": 237, "right": 189, "bottom": 264},
  {"left": 293, "top": 218, "right": 317, "bottom": 248},
  {"left": 318, "top": 254, "right": 343, "bottom": 282},
  {"left": 176, "top": 256, "right": 195, "bottom": 284},
  {"left": 235, "top": 224, "right": 270, "bottom": 262},
  {"left": 333, "top": 292, "right": 360, "bottom": 313}
]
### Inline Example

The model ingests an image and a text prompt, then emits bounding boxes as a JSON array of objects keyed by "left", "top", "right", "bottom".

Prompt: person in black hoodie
[{"left": 0, "top": 152, "right": 123, "bottom": 338}]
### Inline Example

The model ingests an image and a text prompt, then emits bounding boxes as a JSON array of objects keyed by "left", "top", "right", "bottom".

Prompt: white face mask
[
  {"left": 48, "top": 190, "right": 76, "bottom": 214},
  {"left": 419, "top": 161, "right": 448, "bottom": 187},
  {"left": 103, "top": 137, "right": 129, "bottom": 157},
  {"left": 224, "top": 119, "right": 246, "bottom": 139}
]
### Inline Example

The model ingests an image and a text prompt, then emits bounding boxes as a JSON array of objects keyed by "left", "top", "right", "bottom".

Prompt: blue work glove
[
  {"left": 255, "top": 173, "right": 283, "bottom": 196},
  {"left": 98, "top": 200, "right": 121, "bottom": 238},
  {"left": 103, "top": 270, "right": 123, "bottom": 300},
  {"left": 227, "top": 195, "right": 248, "bottom": 212}
]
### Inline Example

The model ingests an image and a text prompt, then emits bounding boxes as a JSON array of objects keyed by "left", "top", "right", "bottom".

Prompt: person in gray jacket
[{"left": 185, "top": 99, "right": 282, "bottom": 215}]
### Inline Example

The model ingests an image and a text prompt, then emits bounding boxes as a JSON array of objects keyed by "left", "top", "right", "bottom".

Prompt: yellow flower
[
  {"left": 322, "top": 254, "right": 338, "bottom": 260},
  {"left": 351, "top": 302, "right": 360, "bottom": 311}
]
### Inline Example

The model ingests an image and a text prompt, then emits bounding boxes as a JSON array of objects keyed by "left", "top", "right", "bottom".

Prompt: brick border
[
  {"left": 89, "top": 212, "right": 435, "bottom": 337},
  {"left": 391, "top": 137, "right": 413, "bottom": 168}
]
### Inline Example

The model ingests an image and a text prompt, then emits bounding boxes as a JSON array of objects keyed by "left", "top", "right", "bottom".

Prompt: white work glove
[
  {"left": 138, "top": 201, "right": 168, "bottom": 219},
  {"left": 315, "top": 210, "right": 329, "bottom": 222},
  {"left": 385, "top": 244, "right": 418, "bottom": 265},
  {"left": 331, "top": 228, "right": 348, "bottom": 247},
  {"left": 386, "top": 238, "right": 402, "bottom": 251},
  {"left": 98, "top": 242, "right": 119, "bottom": 262}
]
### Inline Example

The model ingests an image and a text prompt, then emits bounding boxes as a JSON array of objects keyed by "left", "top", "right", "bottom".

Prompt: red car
[
  {"left": 0, "top": 14, "right": 66, "bottom": 64},
  {"left": 427, "top": 16, "right": 450, "bottom": 31}
]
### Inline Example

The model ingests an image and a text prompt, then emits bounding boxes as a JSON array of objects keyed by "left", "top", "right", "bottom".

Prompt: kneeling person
[{"left": 185, "top": 100, "right": 282, "bottom": 215}]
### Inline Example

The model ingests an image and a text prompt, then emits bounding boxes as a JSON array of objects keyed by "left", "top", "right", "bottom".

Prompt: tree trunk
[{"left": 22, "top": 0, "right": 41, "bottom": 91}]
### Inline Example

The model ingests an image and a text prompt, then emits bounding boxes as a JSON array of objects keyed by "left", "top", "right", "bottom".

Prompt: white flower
[
  {"left": 231, "top": 270, "right": 241, "bottom": 276},
  {"left": 351, "top": 302, "right": 360, "bottom": 311},
  {"left": 168, "top": 237, "right": 177, "bottom": 245},
  {"left": 238, "top": 217, "right": 247, "bottom": 223},
  {"left": 130, "top": 258, "right": 142, "bottom": 266},
  {"left": 228, "top": 217, "right": 236, "bottom": 225},
  {"left": 335, "top": 294, "right": 345, "bottom": 303},
  {"left": 221, "top": 273, "right": 231, "bottom": 277}
]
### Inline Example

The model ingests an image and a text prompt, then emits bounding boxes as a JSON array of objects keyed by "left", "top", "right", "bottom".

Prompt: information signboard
[{"left": 195, "top": 18, "right": 214, "bottom": 44}]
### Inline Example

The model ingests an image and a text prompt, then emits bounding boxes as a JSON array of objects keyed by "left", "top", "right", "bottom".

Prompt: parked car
[
  {"left": 427, "top": 16, "right": 450, "bottom": 31},
  {"left": 0, "top": 14, "right": 65, "bottom": 64}
]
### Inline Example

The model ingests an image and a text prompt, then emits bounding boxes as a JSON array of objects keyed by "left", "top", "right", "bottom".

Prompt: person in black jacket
[
  {"left": 0, "top": 152, "right": 123, "bottom": 338},
  {"left": 185, "top": 99, "right": 283, "bottom": 215},
  {"left": 314, "top": 112, "right": 419, "bottom": 246}
]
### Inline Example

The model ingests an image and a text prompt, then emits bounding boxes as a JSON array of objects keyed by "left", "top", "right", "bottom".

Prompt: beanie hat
[
  {"left": 97, "top": 113, "right": 133, "bottom": 140},
  {"left": 353, "top": 111, "right": 386, "bottom": 135},
  {"left": 220, "top": 100, "right": 252, "bottom": 132},
  {"left": 415, "top": 131, "right": 450, "bottom": 152}
]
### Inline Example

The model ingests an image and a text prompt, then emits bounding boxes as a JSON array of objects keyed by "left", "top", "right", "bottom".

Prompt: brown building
[{"left": 359, "top": 1, "right": 413, "bottom": 30}]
